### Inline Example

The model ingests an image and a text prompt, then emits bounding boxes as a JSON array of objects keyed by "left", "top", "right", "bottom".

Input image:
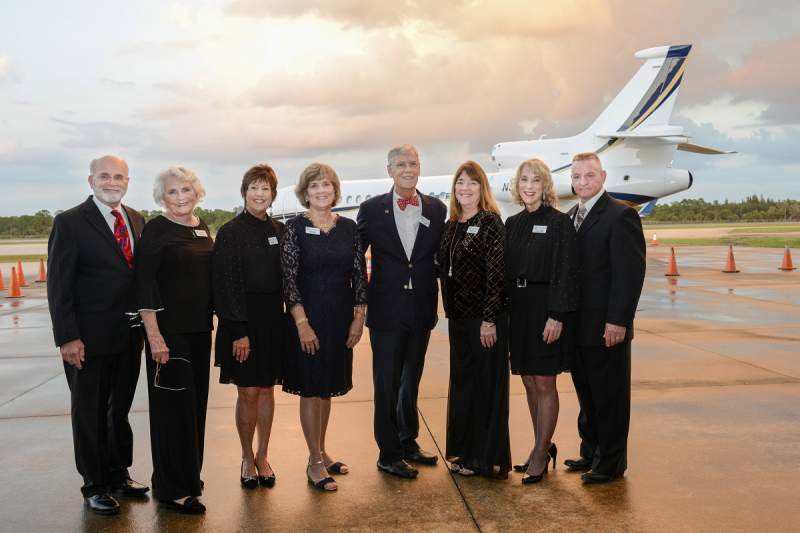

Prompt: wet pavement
[{"left": 1, "top": 245, "right": 799, "bottom": 532}]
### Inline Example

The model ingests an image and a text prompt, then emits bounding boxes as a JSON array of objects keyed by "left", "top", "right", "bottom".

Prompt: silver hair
[
  {"left": 89, "top": 155, "right": 128, "bottom": 176},
  {"left": 387, "top": 144, "right": 419, "bottom": 166},
  {"left": 152, "top": 166, "right": 206, "bottom": 207}
]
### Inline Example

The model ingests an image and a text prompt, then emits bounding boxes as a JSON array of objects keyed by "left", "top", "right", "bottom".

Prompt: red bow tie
[{"left": 397, "top": 195, "right": 419, "bottom": 210}]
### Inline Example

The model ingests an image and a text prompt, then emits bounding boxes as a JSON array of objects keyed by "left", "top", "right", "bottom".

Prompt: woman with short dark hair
[{"left": 213, "top": 164, "right": 285, "bottom": 490}]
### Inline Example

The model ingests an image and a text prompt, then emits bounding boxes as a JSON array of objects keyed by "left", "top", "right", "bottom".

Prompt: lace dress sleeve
[
  {"left": 482, "top": 213, "right": 506, "bottom": 323},
  {"left": 280, "top": 218, "right": 303, "bottom": 309},
  {"left": 352, "top": 224, "right": 368, "bottom": 306}
]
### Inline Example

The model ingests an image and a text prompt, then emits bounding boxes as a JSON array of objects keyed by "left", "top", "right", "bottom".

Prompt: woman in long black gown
[
  {"left": 138, "top": 166, "right": 213, "bottom": 514},
  {"left": 437, "top": 160, "right": 511, "bottom": 479},
  {"left": 280, "top": 163, "right": 368, "bottom": 492},
  {"left": 505, "top": 158, "right": 578, "bottom": 484},
  {"left": 213, "top": 164, "right": 285, "bottom": 489}
]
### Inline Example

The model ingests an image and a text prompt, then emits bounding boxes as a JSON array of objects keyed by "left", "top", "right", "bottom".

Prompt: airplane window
[
  {"left": 356, "top": 195, "right": 362, "bottom": 203},
  {"left": 366, "top": 194, "right": 372, "bottom": 200},
  {"left": 346, "top": 195, "right": 352, "bottom": 204}
]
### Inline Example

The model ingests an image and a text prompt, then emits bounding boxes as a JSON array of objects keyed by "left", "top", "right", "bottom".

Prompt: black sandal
[
  {"left": 306, "top": 461, "right": 337, "bottom": 492},
  {"left": 326, "top": 461, "right": 349, "bottom": 475}
]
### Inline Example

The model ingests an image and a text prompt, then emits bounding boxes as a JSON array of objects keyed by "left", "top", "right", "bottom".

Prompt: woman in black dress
[
  {"left": 280, "top": 163, "right": 368, "bottom": 492},
  {"left": 505, "top": 158, "right": 578, "bottom": 484},
  {"left": 437, "top": 160, "right": 511, "bottom": 479},
  {"left": 213, "top": 164, "right": 285, "bottom": 489},
  {"left": 138, "top": 166, "right": 213, "bottom": 513}
]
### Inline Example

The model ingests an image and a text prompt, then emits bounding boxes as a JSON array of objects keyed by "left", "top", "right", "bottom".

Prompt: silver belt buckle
[{"left": 516, "top": 278, "right": 527, "bottom": 288}]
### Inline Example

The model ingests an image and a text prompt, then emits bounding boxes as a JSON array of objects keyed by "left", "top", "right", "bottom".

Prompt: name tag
[
  {"left": 268, "top": 236, "right": 279, "bottom": 245},
  {"left": 419, "top": 216, "right": 430, "bottom": 227},
  {"left": 467, "top": 225, "right": 480, "bottom": 235},
  {"left": 532, "top": 225, "right": 548, "bottom": 234},
  {"left": 193, "top": 229, "right": 208, "bottom": 237},
  {"left": 305, "top": 226, "right": 321, "bottom": 235}
]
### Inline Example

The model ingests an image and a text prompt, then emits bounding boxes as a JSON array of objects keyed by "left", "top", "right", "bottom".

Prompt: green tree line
[
  {"left": 647, "top": 196, "right": 800, "bottom": 223},
  {"left": 2, "top": 196, "right": 799, "bottom": 238},
  {"left": 0, "top": 207, "right": 239, "bottom": 238}
]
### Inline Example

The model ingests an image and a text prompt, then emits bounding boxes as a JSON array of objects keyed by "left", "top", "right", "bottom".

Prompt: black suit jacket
[
  {"left": 356, "top": 188, "right": 447, "bottom": 331},
  {"left": 568, "top": 192, "right": 646, "bottom": 347},
  {"left": 47, "top": 196, "right": 145, "bottom": 356}
]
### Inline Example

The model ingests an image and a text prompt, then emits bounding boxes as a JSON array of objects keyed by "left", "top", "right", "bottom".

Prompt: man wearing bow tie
[
  {"left": 357, "top": 144, "right": 447, "bottom": 479},
  {"left": 47, "top": 155, "right": 149, "bottom": 514},
  {"left": 563, "top": 152, "right": 646, "bottom": 484}
]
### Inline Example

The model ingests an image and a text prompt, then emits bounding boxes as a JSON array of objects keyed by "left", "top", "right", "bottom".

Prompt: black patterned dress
[
  {"left": 505, "top": 204, "right": 578, "bottom": 376},
  {"left": 213, "top": 211, "right": 285, "bottom": 387},
  {"left": 437, "top": 210, "right": 511, "bottom": 478},
  {"left": 280, "top": 215, "right": 368, "bottom": 398}
]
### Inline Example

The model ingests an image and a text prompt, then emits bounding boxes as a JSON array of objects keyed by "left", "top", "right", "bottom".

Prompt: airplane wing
[{"left": 677, "top": 142, "right": 736, "bottom": 155}]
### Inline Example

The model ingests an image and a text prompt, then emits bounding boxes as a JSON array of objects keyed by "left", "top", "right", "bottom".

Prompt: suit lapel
[
  {"left": 80, "top": 197, "right": 129, "bottom": 266},
  {"left": 410, "top": 191, "right": 431, "bottom": 261},
  {"left": 577, "top": 192, "right": 609, "bottom": 236},
  {"left": 122, "top": 204, "right": 144, "bottom": 244},
  {"left": 382, "top": 187, "right": 408, "bottom": 261}
]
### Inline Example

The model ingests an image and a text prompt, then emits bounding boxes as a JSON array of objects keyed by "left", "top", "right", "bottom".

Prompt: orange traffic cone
[
  {"left": 650, "top": 233, "right": 659, "bottom": 246},
  {"left": 0, "top": 266, "right": 5, "bottom": 291},
  {"left": 36, "top": 258, "right": 47, "bottom": 283},
  {"left": 6, "top": 266, "right": 22, "bottom": 298},
  {"left": 665, "top": 247, "right": 680, "bottom": 276},
  {"left": 779, "top": 246, "right": 796, "bottom": 271},
  {"left": 16, "top": 260, "right": 28, "bottom": 286},
  {"left": 722, "top": 245, "right": 740, "bottom": 273}
]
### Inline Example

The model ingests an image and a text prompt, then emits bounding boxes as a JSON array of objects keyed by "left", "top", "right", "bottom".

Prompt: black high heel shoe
[
  {"left": 522, "top": 460, "right": 548, "bottom": 485},
  {"left": 241, "top": 461, "right": 258, "bottom": 489},
  {"left": 514, "top": 443, "right": 557, "bottom": 473},
  {"left": 257, "top": 463, "right": 276, "bottom": 488}
]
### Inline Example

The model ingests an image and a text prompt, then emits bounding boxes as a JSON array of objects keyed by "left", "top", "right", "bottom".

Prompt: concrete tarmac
[{"left": 1, "top": 245, "right": 798, "bottom": 532}]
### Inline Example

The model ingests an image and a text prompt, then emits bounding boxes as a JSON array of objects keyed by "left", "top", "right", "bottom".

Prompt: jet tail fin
[
  {"left": 587, "top": 45, "right": 691, "bottom": 135},
  {"left": 638, "top": 199, "right": 658, "bottom": 218}
]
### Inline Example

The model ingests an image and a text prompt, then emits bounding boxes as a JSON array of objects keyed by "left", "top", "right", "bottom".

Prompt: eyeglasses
[
  {"left": 154, "top": 357, "right": 190, "bottom": 392},
  {"left": 94, "top": 173, "right": 129, "bottom": 183}
]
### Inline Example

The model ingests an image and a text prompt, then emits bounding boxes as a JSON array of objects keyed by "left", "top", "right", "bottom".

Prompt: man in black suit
[
  {"left": 47, "top": 155, "right": 149, "bottom": 514},
  {"left": 357, "top": 144, "right": 447, "bottom": 479},
  {"left": 564, "top": 152, "right": 646, "bottom": 484}
]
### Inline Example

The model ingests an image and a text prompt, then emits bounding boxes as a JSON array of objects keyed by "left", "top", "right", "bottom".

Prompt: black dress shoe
[
  {"left": 581, "top": 471, "right": 619, "bottom": 484},
  {"left": 377, "top": 460, "right": 418, "bottom": 479},
  {"left": 403, "top": 448, "right": 438, "bottom": 465},
  {"left": 241, "top": 461, "right": 258, "bottom": 490},
  {"left": 112, "top": 478, "right": 150, "bottom": 496},
  {"left": 85, "top": 494, "right": 120, "bottom": 515},
  {"left": 159, "top": 496, "right": 206, "bottom": 514},
  {"left": 564, "top": 456, "right": 593, "bottom": 472}
]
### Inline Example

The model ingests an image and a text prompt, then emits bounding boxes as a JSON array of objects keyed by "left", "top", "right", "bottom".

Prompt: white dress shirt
[
  {"left": 92, "top": 196, "right": 135, "bottom": 252},
  {"left": 393, "top": 189, "right": 421, "bottom": 260},
  {"left": 578, "top": 188, "right": 605, "bottom": 217}
]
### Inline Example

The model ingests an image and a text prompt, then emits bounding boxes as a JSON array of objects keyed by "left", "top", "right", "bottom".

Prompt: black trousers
[
  {"left": 570, "top": 342, "right": 631, "bottom": 477},
  {"left": 63, "top": 333, "right": 143, "bottom": 497},
  {"left": 369, "top": 321, "right": 432, "bottom": 464},
  {"left": 145, "top": 332, "right": 211, "bottom": 501}
]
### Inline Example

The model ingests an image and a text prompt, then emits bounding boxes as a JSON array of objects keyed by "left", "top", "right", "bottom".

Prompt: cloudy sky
[{"left": 1, "top": 0, "right": 798, "bottom": 215}]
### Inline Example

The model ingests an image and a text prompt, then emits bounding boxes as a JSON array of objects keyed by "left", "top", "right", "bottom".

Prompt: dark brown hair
[{"left": 241, "top": 164, "right": 278, "bottom": 199}]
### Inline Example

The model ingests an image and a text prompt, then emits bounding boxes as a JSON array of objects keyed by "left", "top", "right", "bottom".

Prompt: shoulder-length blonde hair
[
  {"left": 449, "top": 160, "right": 501, "bottom": 222},
  {"left": 294, "top": 163, "right": 341, "bottom": 208},
  {"left": 511, "top": 158, "right": 558, "bottom": 208}
]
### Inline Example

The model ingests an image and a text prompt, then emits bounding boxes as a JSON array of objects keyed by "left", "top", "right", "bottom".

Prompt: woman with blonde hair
[
  {"left": 436, "top": 160, "right": 511, "bottom": 478},
  {"left": 505, "top": 158, "right": 578, "bottom": 484},
  {"left": 280, "top": 163, "right": 368, "bottom": 492}
]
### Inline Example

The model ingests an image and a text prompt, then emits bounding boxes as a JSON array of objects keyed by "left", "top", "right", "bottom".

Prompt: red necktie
[
  {"left": 397, "top": 195, "right": 419, "bottom": 210},
  {"left": 111, "top": 209, "right": 134, "bottom": 268}
]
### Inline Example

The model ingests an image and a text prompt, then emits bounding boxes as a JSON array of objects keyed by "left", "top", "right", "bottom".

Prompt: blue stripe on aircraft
[
  {"left": 667, "top": 44, "right": 692, "bottom": 58},
  {"left": 607, "top": 191, "right": 656, "bottom": 205}
]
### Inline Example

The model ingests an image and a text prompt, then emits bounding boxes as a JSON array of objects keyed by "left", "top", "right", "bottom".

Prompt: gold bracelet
[{"left": 295, "top": 317, "right": 309, "bottom": 326}]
